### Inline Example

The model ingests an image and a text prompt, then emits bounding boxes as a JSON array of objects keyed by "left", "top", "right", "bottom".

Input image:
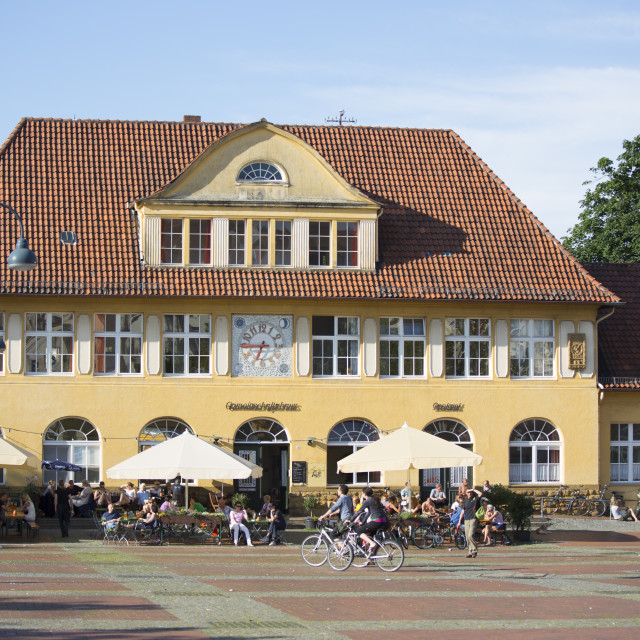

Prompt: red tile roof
[
  {"left": 0, "top": 118, "right": 619, "bottom": 303},
  {"left": 583, "top": 263, "right": 640, "bottom": 390}
]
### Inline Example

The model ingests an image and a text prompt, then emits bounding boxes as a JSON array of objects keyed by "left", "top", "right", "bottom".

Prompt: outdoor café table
[
  {"left": 2, "top": 509, "right": 26, "bottom": 539},
  {"left": 246, "top": 519, "right": 268, "bottom": 542},
  {"left": 160, "top": 514, "right": 224, "bottom": 544}
]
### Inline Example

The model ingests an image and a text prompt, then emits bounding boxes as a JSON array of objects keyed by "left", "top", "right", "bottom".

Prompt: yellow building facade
[{"left": 0, "top": 117, "right": 626, "bottom": 511}]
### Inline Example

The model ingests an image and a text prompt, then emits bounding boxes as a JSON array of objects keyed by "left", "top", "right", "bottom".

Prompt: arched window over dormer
[{"left": 237, "top": 162, "right": 284, "bottom": 182}]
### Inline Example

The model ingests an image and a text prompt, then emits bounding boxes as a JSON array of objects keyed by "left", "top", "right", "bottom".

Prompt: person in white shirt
[{"left": 429, "top": 483, "right": 448, "bottom": 509}]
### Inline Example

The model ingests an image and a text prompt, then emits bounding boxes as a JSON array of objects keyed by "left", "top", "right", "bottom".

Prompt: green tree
[{"left": 563, "top": 134, "right": 640, "bottom": 262}]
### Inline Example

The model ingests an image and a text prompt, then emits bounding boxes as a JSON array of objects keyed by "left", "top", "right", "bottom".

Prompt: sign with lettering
[
  {"left": 292, "top": 461, "right": 307, "bottom": 484},
  {"left": 568, "top": 333, "right": 587, "bottom": 370},
  {"left": 433, "top": 403, "right": 464, "bottom": 412}
]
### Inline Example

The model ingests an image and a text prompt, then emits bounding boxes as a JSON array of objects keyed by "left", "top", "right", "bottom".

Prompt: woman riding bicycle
[{"left": 348, "top": 487, "right": 387, "bottom": 552}]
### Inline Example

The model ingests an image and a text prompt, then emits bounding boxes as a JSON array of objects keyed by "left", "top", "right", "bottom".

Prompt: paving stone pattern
[{"left": 0, "top": 524, "right": 639, "bottom": 639}]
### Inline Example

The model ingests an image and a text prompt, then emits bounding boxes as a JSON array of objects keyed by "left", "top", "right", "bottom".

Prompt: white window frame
[
  {"left": 160, "top": 218, "right": 184, "bottom": 265},
  {"left": 228, "top": 220, "right": 246, "bottom": 267},
  {"left": 162, "top": 314, "right": 211, "bottom": 376},
  {"left": 25, "top": 312, "right": 74, "bottom": 376},
  {"left": 275, "top": 220, "right": 292, "bottom": 267},
  {"left": 445, "top": 318, "right": 491, "bottom": 378},
  {"left": 42, "top": 418, "right": 101, "bottom": 484},
  {"left": 251, "top": 219, "right": 270, "bottom": 266},
  {"left": 309, "top": 221, "right": 331, "bottom": 268},
  {"left": 188, "top": 219, "right": 212, "bottom": 266},
  {"left": 610, "top": 423, "right": 640, "bottom": 483},
  {"left": 509, "top": 419, "right": 561, "bottom": 484},
  {"left": 327, "top": 419, "right": 381, "bottom": 486},
  {"left": 510, "top": 319, "right": 555, "bottom": 378},
  {"left": 379, "top": 317, "right": 426, "bottom": 378},
  {"left": 94, "top": 313, "right": 143, "bottom": 376},
  {"left": 312, "top": 316, "right": 360, "bottom": 377},
  {"left": 337, "top": 221, "right": 358, "bottom": 268}
]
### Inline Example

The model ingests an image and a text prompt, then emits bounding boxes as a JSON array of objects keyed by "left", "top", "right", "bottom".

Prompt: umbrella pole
[{"left": 185, "top": 479, "right": 189, "bottom": 510}]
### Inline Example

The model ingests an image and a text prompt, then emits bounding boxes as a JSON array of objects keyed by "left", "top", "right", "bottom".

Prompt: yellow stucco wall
[{"left": 1, "top": 296, "right": 601, "bottom": 495}]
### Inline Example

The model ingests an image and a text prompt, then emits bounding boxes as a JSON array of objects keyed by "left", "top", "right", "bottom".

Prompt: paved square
[{"left": 0, "top": 527, "right": 639, "bottom": 639}]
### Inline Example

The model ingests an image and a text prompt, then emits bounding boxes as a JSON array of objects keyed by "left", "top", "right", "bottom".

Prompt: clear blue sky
[{"left": 1, "top": 0, "right": 638, "bottom": 239}]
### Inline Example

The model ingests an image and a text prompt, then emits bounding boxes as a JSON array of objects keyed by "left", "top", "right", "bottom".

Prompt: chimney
[{"left": 183, "top": 115, "right": 201, "bottom": 123}]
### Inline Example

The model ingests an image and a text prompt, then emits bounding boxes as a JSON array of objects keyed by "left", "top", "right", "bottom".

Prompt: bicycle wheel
[
  {"left": 413, "top": 524, "right": 436, "bottom": 549},
  {"left": 374, "top": 540, "right": 404, "bottom": 572},
  {"left": 454, "top": 532, "right": 467, "bottom": 549},
  {"left": 348, "top": 540, "right": 371, "bottom": 568},
  {"left": 591, "top": 500, "right": 606, "bottom": 517},
  {"left": 578, "top": 499, "right": 590, "bottom": 516},
  {"left": 327, "top": 541, "right": 353, "bottom": 571},
  {"left": 300, "top": 534, "right": 329, "bottom": 567},
  {"left": 549, "top": 499, "right": 563, "bottom": 515}
]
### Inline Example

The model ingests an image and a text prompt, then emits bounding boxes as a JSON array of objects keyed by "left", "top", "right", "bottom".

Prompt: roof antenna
[{"left": 325, "top": 109, "right": 356, "bottom": 126}]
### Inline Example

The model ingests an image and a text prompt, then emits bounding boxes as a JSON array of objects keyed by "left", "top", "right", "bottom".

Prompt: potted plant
[
  {"left": 507, "top": 492, "right": 536, "bottom": 542},
  {"left": 232, "top": 493, "right": 250, "bottom": 511},
  {"left": 302, "top": 494, "right": 319, "bottom": 529}
]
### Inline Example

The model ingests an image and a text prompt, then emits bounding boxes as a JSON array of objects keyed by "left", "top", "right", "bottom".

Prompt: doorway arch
[{"left": 234, "top": 418, "right": 290, "bottom": 512}]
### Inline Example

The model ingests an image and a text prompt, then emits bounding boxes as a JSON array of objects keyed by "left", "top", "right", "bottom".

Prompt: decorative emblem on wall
[
  {"left": 231, "top": 314, "right": 293, "bottom": 377},
  {"left": 568, "top": 333, "right": 587, "bottom": 370}
]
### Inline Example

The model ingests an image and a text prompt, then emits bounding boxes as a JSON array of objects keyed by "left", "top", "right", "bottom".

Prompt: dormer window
[{"left": 237, "top": 162, "right": 284, "bottom": 182}]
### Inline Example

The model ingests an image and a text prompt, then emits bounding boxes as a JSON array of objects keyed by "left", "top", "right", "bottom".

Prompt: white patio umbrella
[
  {"left": 106, "top": 432, "right": 262, "bottom": 505},
  {"left": 337, "top": 422, "right": 483, "bottom": 504},
  {"left": 0, "top": 438, "right": 39, "bottom": 468}
]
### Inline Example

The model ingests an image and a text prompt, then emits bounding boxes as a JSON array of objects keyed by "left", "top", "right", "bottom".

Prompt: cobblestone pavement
[{"left": 1, "top": 525, "right": 640, "bottom": 639}]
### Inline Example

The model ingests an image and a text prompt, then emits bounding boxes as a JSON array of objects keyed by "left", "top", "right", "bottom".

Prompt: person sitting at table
[
  {"left": 483, "top": 504, "right": 505, "bottom": 545},
  {"left": 18, "top": 493, "right": 36, "bottom": 534},
  {"left": 114, "top": 482, "right": 136, "bottom": 507},
  {"left": 148, "top": 481, "right": 162, "bottom": 497},
  {"left": 385, "top": 494, "right": 401, "bottom": 516},
  {"left": 67, "top": 479, "right": 82, "bottom": 497},
  {"left": 93, "top": 481, "right": 111, "bottom": 508},
  {"left": 456, "top": 478, "right": 469, "bottom": 503},
  {"left": 137, "top": 483, "right": 150, "bottom": 504},
  {"left": 159, "top": 493, "right": 172, "bottom": 513},
  {"left": 72, "top": 480, "right": 94, "bottom": 517},
  {"left": 215, "top": 497, "right": 232, "bottom": 518},
  {"left": 450, "top": 502, "right": 463, "bottom": 529},
  {"left": 101, "top": 503, "right": 121, "bottom": 530},
  {"left": 135, "top": 502, "right": 158, "bottom": 530},
  {"left": 39, "top": 480, "right": 57, "bottom": 517},
  {"left": 257, "top": 494, "right": 272, "bottom": 518},
  {"left": 229, "top": 502, "right": 253, "bottom": 546},
  {"left": 189, "top": 497, "right": 206, "bottom": 513},
  {"left": 420, "top": 497, "right": 438, "bottom": 517},
  {"left": 262, "top": 505, "right": 286, "bottom": 546},
  {"left": 475, "top": 497, "right": 489, "bottom": 521},
  {"left": 429, "top": 483, "right": 448, "bottom": 509}
]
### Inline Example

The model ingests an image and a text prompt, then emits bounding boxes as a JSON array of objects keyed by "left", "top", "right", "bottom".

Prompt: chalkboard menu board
[{"left": 292, "top": 461, "right": 307, "bottom": 484}]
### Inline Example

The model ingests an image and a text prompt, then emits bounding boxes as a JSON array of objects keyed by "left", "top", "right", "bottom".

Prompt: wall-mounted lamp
[
  {"left": 1, "top": 202, "right": 38, "bottom": 271},
  {"left": 306, "top": 437, "right": 315, "bottom": 447},
  {"left": 213, "top": 437, "right": 221, "bottom": 445}
]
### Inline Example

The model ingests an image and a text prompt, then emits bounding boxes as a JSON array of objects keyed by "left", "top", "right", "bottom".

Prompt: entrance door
[{"left": 233, "top": 418, "right": 290, "bottom": 513}]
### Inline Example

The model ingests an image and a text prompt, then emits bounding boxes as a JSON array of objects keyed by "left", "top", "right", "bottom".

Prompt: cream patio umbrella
[
  {"left": 337, "top": 422, "right": 483, "bottom": 503},
  {"left": 106, "top": 432, "right": 262, "bottom": 506},
  {"left": 0, "top": 438, "right": 39, "bottom": 469}
]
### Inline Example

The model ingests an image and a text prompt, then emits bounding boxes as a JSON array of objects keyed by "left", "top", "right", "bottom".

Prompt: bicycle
[
  {"left": 327, "top": 523, "right": 404, "bottom": 572},
  {"left": 381, "top": 516, "right": 414, "bottom": 549},
  {"left": 414, "top": 517, "right": 466, "bottom": 550},
  {"left": 547, "top": 487, "right": 586, "bottom": 515},
  {"left": 580, "top": 485, "right": 609, "bottom": 517},
  {"left": 300, "top": 520, "right": 337, "bottom": 567}
]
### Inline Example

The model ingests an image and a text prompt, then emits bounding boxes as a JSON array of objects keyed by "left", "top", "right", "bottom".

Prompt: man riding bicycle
[{"left": 318, "top": 484, "right": 353, "bottom": 539}]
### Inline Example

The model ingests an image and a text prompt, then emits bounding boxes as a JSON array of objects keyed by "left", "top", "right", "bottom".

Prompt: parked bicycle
[
  {"left": 546, "top": 486, "right": 586, "bottom": 515},
  {"left": 413, "top": 516, "right": 466, "bottom": 550},
  {"left": 580, "top": 484, "right": 609, "bottom": 517}
]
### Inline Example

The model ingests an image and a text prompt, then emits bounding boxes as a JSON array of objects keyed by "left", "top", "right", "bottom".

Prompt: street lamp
[{"left": 1, "top": 202, "right": 38, "bottom": 271}]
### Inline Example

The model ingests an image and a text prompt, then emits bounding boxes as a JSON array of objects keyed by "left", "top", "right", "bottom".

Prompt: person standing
[
  {"left": 462, "top": 487, "right": 483, "bottom": 558},
  {"left": 54, "top": 480, "right": 73, "bottom": 538}
]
